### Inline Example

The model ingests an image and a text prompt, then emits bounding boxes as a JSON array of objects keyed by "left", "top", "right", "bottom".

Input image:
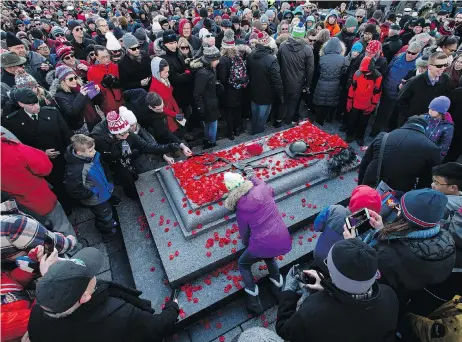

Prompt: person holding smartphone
[{"left": 276, "top": 239, "right": 399, "bottom": 342}]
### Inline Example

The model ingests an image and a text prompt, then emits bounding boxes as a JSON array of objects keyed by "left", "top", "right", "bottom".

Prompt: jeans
[
  {"left": 202, "top": 120, "right": 217, "bottom": 144},
  {"left": 238, "top": 248, "right": 280, "bottom": 291},
  {"left": 251, "top": 102, "right": 272, "bottom": 135}
]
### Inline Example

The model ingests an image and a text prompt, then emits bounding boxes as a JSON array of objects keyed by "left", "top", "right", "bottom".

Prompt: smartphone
[
  {"left": 294, "top": 263, "right": 316, "bottom": 285},
  {"left": 170, "top": 287, "right": 181, "bottom": 301},
  {"left": 44, "top": 235, "right": 55, "bottom": 256},
  {"left": 345, "top": 208, "right": 372, "bottom": 235}
]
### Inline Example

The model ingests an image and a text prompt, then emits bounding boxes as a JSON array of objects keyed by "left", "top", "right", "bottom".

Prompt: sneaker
[
  {"left": 245, "top": 286, "right": 264, "bottom": 316},
  {"left": 227, "top": 133, "right": 235, "bottom": 141},
  {"left": 269, "top": 274, "right": 283, "bottom": 299}
]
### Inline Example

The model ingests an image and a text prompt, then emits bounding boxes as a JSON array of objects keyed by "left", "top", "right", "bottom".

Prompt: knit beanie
[
  {"left": 55, "top": 65, "right": 75, "bottom": 81},
  {"left": 113, "top": 27, "right": 124, "bottom": 40},
  {"left": 327, "top": 239, "right": 378, "bottom": 294},
  {"left": 163, "top": 29, "right": 177, "bottom": 44},
  {"left": 106, "top": 111, "right": 130, "bottom": 135},
  {"left": 242, "top": 8, "right": 252, "bottom": 17},
  {"left": 366, "top": 40, "right": 382, "bottom": 55},
  {"left": 372, "top": 9, "right": 383, "bottom": 21},
  {"left": 292, "top": 22, "right": 306, "bottom": 39},
  {"left": 306, "top": 15, "right": 315, "bottom": 23},
  {"left": 351, "top": 41, "right": 363, "bottom": 54},
  {"left": 67, "top": 20, "right": 80, "bottom": 32},
  {"left": 199, "top": 7, "right": 208, "bottom": 18},
  {"left": 252, "top": 20, "right": 263, "bottom": 31},
  {"left": 203, "top": 45, "right": 221, "bottom": 62},
  {"left": 260, "top": 14, "right": 269, "bottom": 25},
  {"left": 6, "top": 32, "right": 23, "bottom": 48},
  {"left": 256, "top": 30, "right": 271, "bottom": 47},
  {"left": 265, "top": 10, "right": 275, "bottom": 19},
  {"left": 222, "top": 29, "right": 235, "bottom": 48},
  {"left": 429, "top": 96, "right": 451, "bottom": 114},
  {"left": 364, "top": 23, "right": 377, "bottom": 34},
  {"left": 400, "top": 189, "right": 448, "bottom": 228},
  {"left": 122, "top": 32, "right": 138, "bottom": 49},
  {"left": 32, "top": 39, "right": 46, "bottom": 51},
  {"left": 15, "top": 73, "right": 38, "bottom": 89},
  {"left": 221, "top": 19, "right": 232, "bottom": 28},
  {"left": 345, "top": 16, "right": 358, "bottom": 29},
  {"left": 56, "top": 44, "right": 73, "bottom": 59},
  {"left": 50, "top": 26, "right": 65, "bottom": 38},
  {"left": 235, "top": 327, "right": 284, "bottom": 342},
  {"left": 106, "top": 32, "right": 122, "bottom": 51},
  {"left": 348, "top": 185, "right": 381, "bottom": 214},
  {"left": 224, "top": 172, "right": 245, "bottom": 191},
  {"left": 199, "top": 28, "right": 211, "bottom": 40},
  {"left": 134, "top": 27, "right": 147, "bottom": 43},
  {"left": 119, "top": 106, "right": 137, "bottom": 125}
]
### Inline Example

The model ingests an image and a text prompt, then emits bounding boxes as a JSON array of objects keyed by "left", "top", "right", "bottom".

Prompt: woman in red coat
[{"left": 149, "top": 57, "right": 181, "bottom": 134}]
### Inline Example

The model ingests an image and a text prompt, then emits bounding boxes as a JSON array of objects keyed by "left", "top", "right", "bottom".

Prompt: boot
[
  {"left": 245, "top": 285, "right": 264, "bottom": 316},
  {"left": 203, "top": 139, "right": 212, "bottom": 149},
  {"left": 269, "top": 274, "right": 283, "bottom": 298}
]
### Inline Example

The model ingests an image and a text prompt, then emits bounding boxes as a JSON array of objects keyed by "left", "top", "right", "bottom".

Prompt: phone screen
[{"left": 346, "top": 209, "right": 372, "bottom": 235}]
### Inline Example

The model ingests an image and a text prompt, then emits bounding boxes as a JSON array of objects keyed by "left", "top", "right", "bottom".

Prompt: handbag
[{"left": 375, "top": 133, "right": 400, "bottom": 223}]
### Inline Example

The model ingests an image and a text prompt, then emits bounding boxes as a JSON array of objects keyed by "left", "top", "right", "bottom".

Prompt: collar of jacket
[
  {"left": 321, "top": 278, "right": 382, "bottom": 308},
  {"left": 224, "top": 180, "right": 253, "bottom": 211}
]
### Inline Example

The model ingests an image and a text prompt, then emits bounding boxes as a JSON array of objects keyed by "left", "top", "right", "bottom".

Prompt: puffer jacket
[
  {"left": 348, "top": 57, "right": 382, "bottom": 113},
  {"left": 313, "top": 37, "right": 346, "bottom": 107},
  {"left": 277, "top": 37, "right": 314, "bottom": 94},
  {"left": 384, "top": 52, "right": 418, "bottom": 99},
  {"left": 224, "top": 177, "right": 291, "bottom": 258},
  {"left": 441, "top": 193, "right": 462, "bottom": 267},
  {"left": 423, "top": 113, "right": 454, "bottom": 158}
]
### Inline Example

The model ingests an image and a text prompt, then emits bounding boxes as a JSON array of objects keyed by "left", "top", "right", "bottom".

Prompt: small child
[
  {"left": 346, "top": 56, "right": 382, "bottom": 146},
  {"left": 64, "top": 134, "right": 118, "bottom": 240},
  {"left": 424, "top": 96, "right": 454, "bottom": 159},
  {"left": 431, "top": 162, "right": 462, "bottom": 267}
]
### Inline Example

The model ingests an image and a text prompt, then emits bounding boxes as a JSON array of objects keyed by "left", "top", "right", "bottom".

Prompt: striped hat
[
  {"left": 106, "top": 111, "right": 130, "bottom": 135},
  {"left": 50, "top": 26, "right": 65, "bottom": 38},
  {"left": 292, "top": 22, "right": 306, "bottom": 38},
  {"left": 400, "top": 189, "right": 447, "bottom": 228}
]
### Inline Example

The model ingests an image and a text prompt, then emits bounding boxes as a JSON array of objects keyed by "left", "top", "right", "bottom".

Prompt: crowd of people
[{"left": 1, "top": 0, "right": 462, "bottom": 341}]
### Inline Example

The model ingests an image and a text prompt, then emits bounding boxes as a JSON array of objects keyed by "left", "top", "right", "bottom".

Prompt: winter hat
[
  {"left": 222, "top": 29, "right": 235, "bottom": 48},
  {"left": 364, "top": 23, "right": 377, "bottom": 34},
  {"left": 0, "top": 51, "right": 26, "bottom": 68},
  {"left": 345, "top": 16, "right": 358, "bottom": 29},
  {"left": 257, "top": 30, "right": 271, "bottom": 47},
  {"left": 356, "top": 8, "right": 366, "bottom": 17},
  {"left": 6, "top": 32, "right": 23, "bottom": 48},
  {"left": 260, "top": 14, "right": 269, "bottom": 25},
  {"left": 366, "top": 40, "right": 382, "bottom": 55},
  {"left": 15, "top": 88, "right": 39, "bottom": 104},
  {"left": 199, "top": 7, "right": 208, "bottom": 18},
  {"left": 241, "top": 19, "right": 250, "bottom": 27},
  {"left": 134, "top": 28, "right": 147, "bottom": 43},
  {"left": 119, "top": 106, "right": 137, "bottom": 125},
  {"left": 327, "top": 10, "right": 338, "bottom": 20},
  {"left": 253, "top": 10, "right": 261, "bottom": 19},
  {"left": 55, "top": 65, "right": 75, "bottom": 81},
  {"left": 32, "top": 39, "right": 46, "bottom": 51},
  {"left": 235, "top": 327, "right": 284, "bottom": 342},
  {"left": 224, "top": 172, "right": 244, "bottom": 191},
  {"left": 252, "top": 20, "right": 263, "bottom": 31},
  {"left": 221, "top": 19, "right": 232, "bottom": 28},
  {"left": 106, "top": 111, "right": 130, "bottom": 135},
  {"left": 292, "top": 22, "right": 306, "bottom": 39},
  {"left": 231, "top": 16, "right": 240, "bottom": 24},
  {"left": 56, "top": 44, "right": 73, "bottom": 59},
  {"left": 351, "top": 41, "right": 364, "bottom": 54},
  {"left": 68, "top": 20, "right": 80, "bottom": 32},
  {"left": 306, "top": 15, "right": 315, "bottom": 23},
  {"left": 163, "top": 29, "right": 177, "bottom": 44},
  {"left": 348, "top": 185, "right": 381, "bottom": 214},
  {"left": 327, "top": 239, "right": 378, "bottom": 294},
  {"left": 85, "top": 44, "right": 95, "bottom": 58},
  {"left": 242, "top": 8, "right": 252, "bottom": 17},
  {"left": 372, "top": 9, "right": 383, "bottom": 22},
  {"left": 400, "top": 189, "right": 448, "bottom": 228},
  {"left": 122, "top": 32, "right": 138, "bottom": 49},
  {"left": 113, "top": 28, "right": 124, "bottom": 40},
  {"left": 203, "top": 45, "right": 221, "bottom": 62},
  {"left": 429, "top": 96, "right": 451, "bottom": 114},
  {"left": 15, "top": 73, "right": 38, "bottom": 89},
  {"left": 199, "top": 27, "right": 211, "bottom": 40},
  {"left": 106, "top": 32, "right": 122, "bottom": 51},
  {"left": 50, "top": 26, "right": 65, "bottom": 38},
  {"left": 222, "top": 14, "right": 230, "bottom": 20},
  {"left": 265, "top": 10, "right": 275, "bottom": 19},
  {"left": 359, "top": 56, "right": 375, "bottom": 72}
]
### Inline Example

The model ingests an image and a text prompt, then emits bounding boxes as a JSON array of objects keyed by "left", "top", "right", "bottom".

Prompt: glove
[
  {"left": 283, "top": 265, "right": 302, "bottom": 293},
  {"left": 346, "top": 99, "right": 353, "bottom": 112},
  {"left": 16, "top": 247, "right": 41, "bottom": 273},
  {"left": 243, "top": 166, "right": 255, "bottom": 178}
]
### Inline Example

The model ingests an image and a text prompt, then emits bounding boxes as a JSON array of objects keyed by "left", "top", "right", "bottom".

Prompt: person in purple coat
[{"left": 224, "top": 168, "right": 292, "bottom": 315}]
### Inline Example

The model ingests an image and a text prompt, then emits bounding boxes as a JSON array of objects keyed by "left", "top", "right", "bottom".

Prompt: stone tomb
[{"left": 136, "top": 121, "right": 360, "bottom": 287}]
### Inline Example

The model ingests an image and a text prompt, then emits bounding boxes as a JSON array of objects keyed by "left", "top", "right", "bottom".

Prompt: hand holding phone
[{"left": 345, "top": 208, "right": 372, "bottom": 236}]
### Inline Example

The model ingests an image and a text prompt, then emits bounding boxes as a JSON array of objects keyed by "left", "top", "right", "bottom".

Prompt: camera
[
  {"left": 294, "top": 263, "right": 316, "bottom": 285},
  {"left": 345, "top": 208, "right": 372, "bottom": 235}
]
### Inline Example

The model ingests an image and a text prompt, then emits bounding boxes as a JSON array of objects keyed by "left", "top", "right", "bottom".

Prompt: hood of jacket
[
  {"left": 150, "top": 56, "right": 163, "bottom": 82},
  {"left": 348, "top": 185, "right": 381, "bottom": 213},
  {"left": 224, "top": 180, "right": 254, "bottom": 211},
  {"left": 286, "top": 37, "right": 306, "bottom": 52},
  {"left": 320, "top": 37, "right": 346, "bottom": 57},
  {"left": 153, "top": 37, "right": 166, "bottom": 57},
  {"left": 251, "top": 45, "right": 274, "bottom": 59}
]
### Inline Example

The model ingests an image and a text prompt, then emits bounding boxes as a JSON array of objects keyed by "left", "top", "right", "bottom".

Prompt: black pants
[
  {"left": 224, "top": 106, "right": 242, "bottom": 136},
  {"left": 112, "top": 163, "right": 138, "bottom": 200},
  {"left": 47, "top": 156, "right": 74, "bottom": 213},
  {"left": 346, "top": 108, "right": 370, "bottom": 141},
  {"left": 371, "top": 91, "right": 396, "bottom": 134},
  {"left": 315, "top": 105, "right": 335, "bottom": 125},
  {"left": 279, "top": 92, "right": 301, "bottom": 124},
  {"left": 88, "top": 201, "right": 114, "bottom": 234}
]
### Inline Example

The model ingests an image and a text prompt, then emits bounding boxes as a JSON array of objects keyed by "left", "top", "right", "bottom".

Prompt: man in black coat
[
  {"left": 118, "top": 33, "right": 152, "bottom": 91},
  {"left": 0, "top": 51, "right": 26, "bottom": 88},
  {"left": 28, "top": 247, "right": 180, "bottom": 342},
  {"left": 382, "top": 24, "right": 403, "bottom": 63},
  {"left": 396, "top": 51, "right": 450, "bottom": 127},
  {"left": 3, "top": 88, "right": 73, "bottom": 212},
  {"left": 68, "top": 20, "right": 97, "bottom": 61},
  {"left": 276, "top": 239, "right": 399, "bottom": 342},
  {"left": 358, "top": 116, "right": 441, "bottom": 192}
]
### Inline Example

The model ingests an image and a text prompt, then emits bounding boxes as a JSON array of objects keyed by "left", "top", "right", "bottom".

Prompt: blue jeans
[
  {"left": 251, "top": 102, "right": 272, "bottom": 135},
  {"left": 238, "top": 248, "right": 280, "bottom": 291},
  {"left": 202, "top": 120, "right": 217, "bottom": 144}
]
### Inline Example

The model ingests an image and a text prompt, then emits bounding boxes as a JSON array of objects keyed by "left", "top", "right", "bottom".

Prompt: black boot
[
  {"left": 245, "top": 285, "right": 264, "bottom": 316},
  {"left": 234, "top": 128, "right": 241, "bottom": 136},
  {"left": 203, "top": 139, "right": 212, "bottom": 149},
  {"left": 227, "top": 133, "right": 235, "bottom": 141}
]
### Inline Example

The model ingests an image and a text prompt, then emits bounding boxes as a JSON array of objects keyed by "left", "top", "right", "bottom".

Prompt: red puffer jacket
[{"left": 87, "top": 62, "right": 124, "bottom": 114}]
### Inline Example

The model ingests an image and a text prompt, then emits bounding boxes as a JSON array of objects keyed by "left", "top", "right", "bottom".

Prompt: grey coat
[{"left": 313, "top": 37, "right": 346, "bottom": 107}]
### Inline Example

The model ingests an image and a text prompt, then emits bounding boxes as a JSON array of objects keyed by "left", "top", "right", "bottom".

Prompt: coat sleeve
[
  {"left": 193, "top": 71, "right": 207, "bottom": 114},
  {"left": 20, "top": 143, "right": 53, "bottom": 177},
  {"left": 236, "top": 210, "right": 250, "bottom": 246},
  {"left": 55, "top": 108, "right": 72, "bottom": 148},
  {"left": 275, "top": 291, "right": 306, "bottom": 342},
  {"left": 372, "top": 75, "right": 383, "bottom": 106},
  {"left": 131, "top": 133, "right": 177, "bottom": 155},
  {"left": 304, "top": 47, "right": 314, "bottom": 88},
  {"left": 54, "top": 93, "right": 88, "bottom": 125},
  {"left": 396, "top": 76, "right": 414, "bottom": 112},
  {"left": 439, "top": 125, "right": 454, "bottom": 158},
  {"left": 168, "top": 64, "right": 193, "bottom": 87},
  {"left": 269, "top": 58, "right": 284, "bottom": 102},
  {"left": 314, "top": 206, "right": 330, "bottom": 232},
  {"left": 217, "top": 57, "right": 229, "bottom": 85},
  {"left": 119, "top": 61, "right": 142, "bottom": 90}
]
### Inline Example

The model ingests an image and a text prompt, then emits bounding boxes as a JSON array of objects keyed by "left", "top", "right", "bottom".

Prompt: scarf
[
  {"left": 365, "top": 225, "right": 441, "bottom": 248},
  {"left": 128, "top": 52, "right": 143, "bottom": 63}
]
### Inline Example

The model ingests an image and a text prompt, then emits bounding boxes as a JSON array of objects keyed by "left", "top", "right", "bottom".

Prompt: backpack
[{"left": 228, "top": 56, "right": 249, "bottom": 89}]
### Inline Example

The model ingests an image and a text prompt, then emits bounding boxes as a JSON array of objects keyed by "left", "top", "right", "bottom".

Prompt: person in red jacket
[
  {"left": 87, "top": 45, "right": 124, "bottom": 114},
  {"left": 0, "top": 137, "right": 76, "bottom": 239},
  {"left": 346, "top": 56, "right": 382, "bottom": 146}
]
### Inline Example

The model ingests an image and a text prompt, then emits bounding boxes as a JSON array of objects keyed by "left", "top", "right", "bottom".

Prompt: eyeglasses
[
  {"left": 38, "top": 46, "right": 49, "bottom": 50},
  {"left": 356, "top": 15, "right": 364, "bottom": 18},
  {"left": 406, "top": 51, "right": 418, "bottom": 55},
  {"left": 281, "top": 27, "right": 289, "bottom": 31},
  {"left": 432, "top": 177, "right": 451, "bottom": 186},
  {"left": 180, "top": 46, "right": 190, "bottom": 50},
  {"left": 129, "top": 46, "right": 140, "bottom": 51},
  {"left": 74, "top": 27, "right": 83, "bottom": 31},
  {"left": 66, "top": 76, "right": 76, "bottom": 82},
  {"left": 64, "top": 54, "right": 75, "bottom": 60},
  {"left": 431, "top": 63, "right": 448, "bottom": 68}
]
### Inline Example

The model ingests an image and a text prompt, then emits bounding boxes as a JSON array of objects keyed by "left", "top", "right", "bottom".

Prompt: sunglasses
[
  {"left": 448, "top": 48, "right": 457, "bottom": 53},
  {"left": 55, "top": 33, "right": 64, "bottom": 37},
  {"left": 356, "top": 15, "right": 364, "bottom": 18},
  {"left": 129, "top": 46, "right": 140, "bottom": 51},
  {"left": 406, "top": 51, "right": 418, "bottom": 55},
  {"left": 204, "top": 34, "right": 213, "bottom": 38},
  {"left": 64, "top": 54, "right": 74, "bottom": 60},
  {"left": 431, "top": 63, "right": 448, "bottom": 68},
  {"left": 74, "top": 27, "right": 83, "bottom": 31},
  {"left": 308, "top": 38, "right": 316, "bottom": 42},
  {"left": 88, "top": 52, "right": 95, "bottom": 56},
  {"left": 180, "top": 46, "right": 190, "bottom": 50},
  {"left": 59, "top": 21, "right": 65, "bottom": 23},
  {"left": 66, "top": 76, "right": 76, "bottom": 82}
]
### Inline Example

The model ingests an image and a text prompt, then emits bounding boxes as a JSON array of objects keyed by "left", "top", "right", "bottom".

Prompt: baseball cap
[{"left": 36, "top": 247, "right": 103, "bottom": 313}]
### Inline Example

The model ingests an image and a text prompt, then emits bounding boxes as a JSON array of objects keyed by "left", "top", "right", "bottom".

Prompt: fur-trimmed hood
[
  {"left": 236, "top": 44, "right": 252, "bottom": 59},
  {"left": 320, "top": 37, "right": 346, "bottom": 57},
  {"left": 153, "top": 37, "right": 166, "bottom": 57},
  {"left": 224, "top": 180, "right": 253, "bottom": 211}
]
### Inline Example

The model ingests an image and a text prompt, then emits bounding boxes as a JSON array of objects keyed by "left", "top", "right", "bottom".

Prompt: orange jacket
[{"left": 325, "top": 21, "right": 341, "bottom": 37}]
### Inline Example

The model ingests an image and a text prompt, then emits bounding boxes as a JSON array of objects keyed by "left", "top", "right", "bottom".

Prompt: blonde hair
[{"left": 71, "top": 134, "right": 95, "bottom": 152}]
